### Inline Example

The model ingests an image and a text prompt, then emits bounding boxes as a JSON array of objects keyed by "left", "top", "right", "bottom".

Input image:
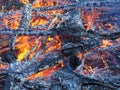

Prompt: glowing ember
[
  {"left": 27, "top": 62, "right": 64, "bottom": 80},
  {"left": 30, "top": 16, "right": 48, "bottom": 28},
  {"left": 100, "top": 40, "right": 113, "bottom": 48},
  {"left": 104, "top": 23, "right": 113, "bottom": 30},
  {"left": 82, "top": 9, "right": 100, "bottom": 30},
  {"left": 20, "top": 0, "right": 29, "bottom": 4},
  {"left": 2, "top": 11, "right": 21, "bottom": 29},
  {"left": 100, "top": 55, "right": 108, "bottom": 69},
  {"left": 0, "top": 64, "right": 9, "bottom": 69},
  {"left": 45, "top": 36, "right": 61, "bottom": 53}
]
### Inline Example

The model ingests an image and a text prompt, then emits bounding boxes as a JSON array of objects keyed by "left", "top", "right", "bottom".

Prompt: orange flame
[{"left": 15, "top": 36, "right": 39, "bottom": 61}]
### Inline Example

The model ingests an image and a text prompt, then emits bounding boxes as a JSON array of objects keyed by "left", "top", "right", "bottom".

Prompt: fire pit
[{"left": 0, "top": 0, "right": 120, "bottom": 90}]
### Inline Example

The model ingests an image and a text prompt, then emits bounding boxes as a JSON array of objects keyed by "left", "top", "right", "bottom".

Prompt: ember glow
[
  {"left": 100, "top": 40, "right": 113, "bottom": 48},
  {"left": 27, "top": 62, "right": 64, "bottom": 80},
  {"left": 0, "top": 63, "right": 9, "bottom": 69},
  {"left": 2, "top": 11, "right": 21, "bottom": 29},
  {"left": 82, "top": 9, "right": 100, "bottom": 30}
]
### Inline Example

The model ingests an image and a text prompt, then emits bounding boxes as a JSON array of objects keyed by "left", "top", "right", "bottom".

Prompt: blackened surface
[{"left": 1, "top": 49, "right": 17, "bottom": 63}]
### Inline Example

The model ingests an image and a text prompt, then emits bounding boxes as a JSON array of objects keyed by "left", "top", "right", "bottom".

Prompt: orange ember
[
  {"left": 82, "top": 9, "right": 100, "bottom": 30},
  {"left": 27, "top": 62, "right": 64, "bottom": 80},
  {"left": 104, "top": 23, "right": 113, "bottom": 30},
  {"left": 20, "top": 0, "right": 29, "bottom": 4},
  {"left": 2, "top": 11, "right": 21, "bottom": 29},
  {"left": 100, "top": 40, "right": 113, "bottom": 48},
  {"left": 45, "top": 36, "right": 61, "bottom": 53},
  {"left": 100, "top": 55, "right": 108, "bottom": 69},
  {"left": 0, "top": 64, "right": 9, "bottom": 69},
  {"left": 30, "top": 16, "right": 48, "bottom": 28},
  {"left": 32, "top": 0, "right": 59, "bottom": 8}
]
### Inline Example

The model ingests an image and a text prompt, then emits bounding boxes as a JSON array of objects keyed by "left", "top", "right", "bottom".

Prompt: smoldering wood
[
  {"left": 0, "top": 53, "right": 119, "bottom": 90},
  {"left": 2, "top": 4, "right": 33, "bottom": 89},
  {"left": 10, "top": 68, "right": 118, "bottom": 90},
  {"left": 25, "top": 36, "right": 58, "bottom": 61},
  {"left": 3, "top": 74, "right": 11, "bottom": 90},
  {"left": 21, "top": 52, "right": 64, "bottom": 77}
]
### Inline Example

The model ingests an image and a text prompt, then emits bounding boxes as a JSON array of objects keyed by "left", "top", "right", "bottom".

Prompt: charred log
[
  {"left": 65, "top": 55, "right": 81, "bottom": 70},
  {"left": 1, "top": 49, "right": 17, "bottom": 63}
]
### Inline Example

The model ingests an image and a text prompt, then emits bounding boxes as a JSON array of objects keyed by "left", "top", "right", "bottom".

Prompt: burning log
[{"left": 21, "top": 52, "right": 64, "bottom": 77}]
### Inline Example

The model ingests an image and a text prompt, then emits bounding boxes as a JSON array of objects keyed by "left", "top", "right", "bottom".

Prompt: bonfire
[{"left": 0, "top": 0, "right": 120, "bottom": 90}]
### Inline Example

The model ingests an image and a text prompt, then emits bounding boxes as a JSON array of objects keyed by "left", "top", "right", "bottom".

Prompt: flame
[
  {"left": 0, "top": 0, "right": 63, "bottom": 62},
  {"left": 82, "top": 9, "right": 100, "bottom": 30},
  {"left": 15, "top": 36, "right": 39, "bottom": 61},
  {"left": 27, "top": 62, "right": 64, "bottom": 80},
  {"left": 100, "top": 40, "right": 113, "bottom": 48},
  {"left": 84, "top": 65, "right": 96, "bottom": 74},
  {"left": 20, "top": 0, "right": 29, "bottom": 4}
]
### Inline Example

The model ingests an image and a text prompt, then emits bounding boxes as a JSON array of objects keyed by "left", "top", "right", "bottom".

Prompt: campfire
[{"left": 0, "top": 0, "right": 120, "bottom": 90}]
